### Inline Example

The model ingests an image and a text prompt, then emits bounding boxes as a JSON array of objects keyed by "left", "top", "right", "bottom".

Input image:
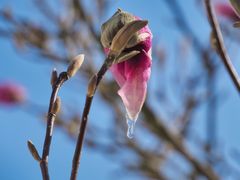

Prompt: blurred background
[{"left": 0, "top": 0, "right": 240, "bottom": 179}]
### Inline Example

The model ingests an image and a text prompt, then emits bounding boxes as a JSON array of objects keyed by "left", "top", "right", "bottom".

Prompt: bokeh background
[{"left": 0, "top": 0, "right": 240, "bottom": 179}]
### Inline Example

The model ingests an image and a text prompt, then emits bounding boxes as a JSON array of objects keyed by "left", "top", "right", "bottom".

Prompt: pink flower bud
[
  {"left": 0, "top": 82, "right": 26, "bottom": 105},
  {"left": 101, "top": 9, "right": 152, "bottom": 122},
  {"left": 215, "top": 2, "right": 240, "bottom": 21}
]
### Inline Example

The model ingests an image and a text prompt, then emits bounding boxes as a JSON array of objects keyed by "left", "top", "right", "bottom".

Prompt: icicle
[{"left": 126, "top": 114, "right": 137, "bottom": 139}]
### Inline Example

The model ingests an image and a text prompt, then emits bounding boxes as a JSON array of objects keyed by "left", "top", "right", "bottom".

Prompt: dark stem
[
  {"left": 204, "top": 0, "right": 240, "bottom": 93},
  {"left": 40, "top": 72, "right": 68, "bottom": 180},
  {"left": 70, "top": 54, "right": 115, "bottom": 180}
]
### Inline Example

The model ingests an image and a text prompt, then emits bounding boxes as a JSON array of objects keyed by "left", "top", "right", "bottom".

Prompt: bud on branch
[
  {"left": 110, "top": 20, "right": 148, "bottom": 56},
  {"left": 51, "top": 68, "right": 58, "bottom": 87},
  {"left": 51, "top": 97, "right": 61, "bottom": 115},
  {"left": 27, "top": 140, "right": 41, "bottom": 162},
  {"left": 67, "top": 54, "right": 84, "bottom": 78},
  {"left": 87, "top": 75, "right": 97, "bottom": 97}
]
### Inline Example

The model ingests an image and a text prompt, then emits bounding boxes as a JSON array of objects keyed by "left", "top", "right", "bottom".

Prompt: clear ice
[{"left": 126, "top": 114, "right": 136, "bottom": 139}]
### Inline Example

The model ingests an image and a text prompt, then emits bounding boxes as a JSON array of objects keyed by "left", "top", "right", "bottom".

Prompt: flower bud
[
  {"left": 87, "top": 75, "right": 97, "bottom": 97},
  {"left": 110, "top": 20, "right": 148, "bottom": 56},
  {"left": 215, "top": 2, "right": 239, "bottom": 21},
  {"left": 51, "top": 97, "right": 61, "bottom": 115},
  {"left": 230, "top": 0, "right": 240, "bottom": 17},
  {"left": 67, "top": 54, "right": 84, "bottom": 78},
  {"left": 0, "top": 82, "right": 26, "bottom": 105},
  {"left": 51, "top": 68, "right": 58, "bottom": 87},
  {"left": 101, "top": 9, "right": 148, "bottom": 56},
  {"left": 27, "top": 140, "right": 41, "bottom": 162}
]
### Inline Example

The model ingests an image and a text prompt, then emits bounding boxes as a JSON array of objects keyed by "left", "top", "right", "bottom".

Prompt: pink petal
[
  {"left": 103, "top": 12, "right": 153, "bottom": 121},
  {"left": 215, "top": 3, "right": 240, "bottom": 21},
  {"left": 110, "top": 31, "right": 152, "bottom": 88},
  {"left": 111, "top": 48, "right": 152, "bottom": 120}
]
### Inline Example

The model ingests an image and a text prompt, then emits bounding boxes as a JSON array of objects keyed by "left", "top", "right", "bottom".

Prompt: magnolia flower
[
  {"left": 0, "top": 82, "right": 26, "bottom": 105},
  {"left": 215, "top": 2, "right": 239, "bottom": 21},
  {"left": 101, "top": 9, "right": 152, "bottom": 137}
]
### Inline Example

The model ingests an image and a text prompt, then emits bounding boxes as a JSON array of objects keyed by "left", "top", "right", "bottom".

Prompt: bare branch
[
  {"left": 40, "top": 71, "right": 68, "bottom": 180},
  {"left": 204, "top": 0, "right": 240, "bottom": 93}
]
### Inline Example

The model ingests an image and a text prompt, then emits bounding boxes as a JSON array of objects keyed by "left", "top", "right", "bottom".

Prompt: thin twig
[
  {"left": 204, "top": 0, "right": 240, "bottom": 92},
  {"left": 40, "top": 72, "right": 68, "bottom": 180},
  {"left": 72, "top": 0, "right": 100, "bottom": 42},
  {"left": 70, "top": 54, "right": 116, "bottom": 180}
]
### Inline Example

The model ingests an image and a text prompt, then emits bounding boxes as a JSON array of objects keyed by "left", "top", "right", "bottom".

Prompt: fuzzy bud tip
[
  {"left": 51, "top": 68, "right": 58, "bottom": 87},
  {"left": 110, "top": 20, "right": 148, "bottom": 56},
  {"left": 67, "top": 54, "right": 84, "bottom": 78}
]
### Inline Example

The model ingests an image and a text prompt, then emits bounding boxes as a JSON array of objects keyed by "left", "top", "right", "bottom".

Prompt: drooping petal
[
  {"left": 116, "top": 49, "right": 151, "bottom": 120},
  {"left": 101, "top": 9, "right": 153, "bottom": 123}
]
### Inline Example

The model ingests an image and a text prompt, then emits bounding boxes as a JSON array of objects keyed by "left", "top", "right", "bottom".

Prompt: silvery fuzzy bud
[
  {"left": 51, "top": 68, "right": 58, "bottom": 87},
  {"left": 67, "top": 54, "right": 84, "bottom": 78},
  {"left": 110, "top": 20, "right": 148, "bottom": 56}
]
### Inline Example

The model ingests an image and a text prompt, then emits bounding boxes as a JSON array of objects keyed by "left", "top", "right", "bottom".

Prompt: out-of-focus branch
[
  {"left": 72, "top": 0, "right": 100, "bottom": 43},
  {"left": 163, "top": 0, "right": 219, "bottom": 85},
  {"left": 35, "top": 0, "right": 59, "bottom": 23},
  {"left": 204, "top": 0, "right": 240, "bottom": 92},
  {"left": 142, "top": 104, "right": 219, "bottom": 179},
  {"left": 206, "top": 67, "right": 217, "bottom": 155},
  {"left": 164, "top": 0, "right": 203, "bottom": 52},
  {"left": 179, "top": 96, "right": 200, "bottom": 135}
]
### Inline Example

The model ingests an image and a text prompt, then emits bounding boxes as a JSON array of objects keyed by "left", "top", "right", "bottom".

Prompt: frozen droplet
[{"left": 126, "top": 115, "right": 136, "bottom": 139}]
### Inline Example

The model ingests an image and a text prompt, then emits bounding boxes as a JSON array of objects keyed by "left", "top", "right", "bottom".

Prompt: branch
[
  {"left": 142, "top": 104, "right": 219, "bottom": 179},
  {"left": 40, "top": 55, "right": 84, "bottom": 180},
  {"left": 70, "top": 54, "right": 115, "bottom": 180},
  {"left": 204, "top": 0, "right": 240, "bottom": 93},
  {"left": 40, "top": 71, "right": 68, "bottom": 180},
  {"left": 72, "top": 0, "right": 100, "bottom": 43},
  {"left": 27, "top": 55, "right": 84, "bottom": 180}
]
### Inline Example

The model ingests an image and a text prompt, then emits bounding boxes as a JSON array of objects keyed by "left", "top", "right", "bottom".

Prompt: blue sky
[{"left": 0, "top": 0, "right": 240, "bottom": 179}]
